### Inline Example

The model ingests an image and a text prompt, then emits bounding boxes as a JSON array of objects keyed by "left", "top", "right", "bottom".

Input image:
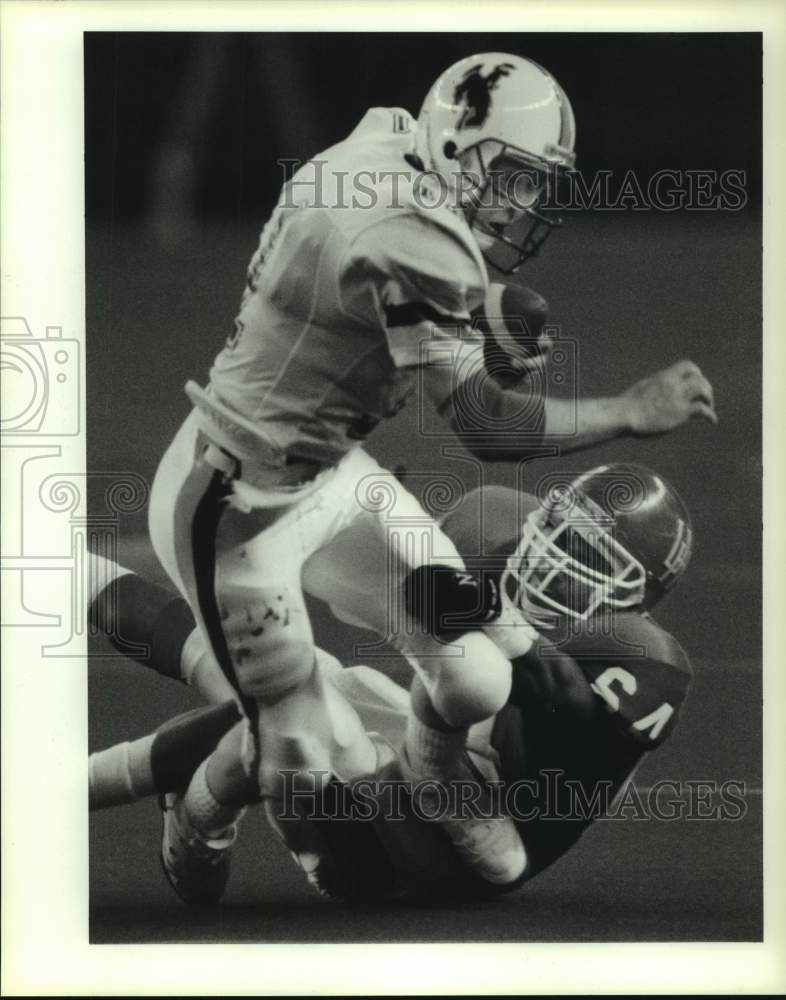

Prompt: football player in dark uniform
[{"left": 89, "top": 462, "right": 694, "bottom": 903}]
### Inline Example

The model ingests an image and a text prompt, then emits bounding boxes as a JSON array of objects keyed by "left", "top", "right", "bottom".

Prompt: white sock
[
  {"left": 88, "top": 735, "right": 155, "bottom": 810},
  {"left": 404, "top": 714, "right": 468, "bottom": 779},
  {"left": 185, "top": 759, "right": 245, "bottom": 839}
]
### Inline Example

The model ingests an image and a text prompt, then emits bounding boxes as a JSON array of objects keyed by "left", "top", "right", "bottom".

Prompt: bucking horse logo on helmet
[{"left": 453, "top": 62, "right": 516, "bottom": 129}]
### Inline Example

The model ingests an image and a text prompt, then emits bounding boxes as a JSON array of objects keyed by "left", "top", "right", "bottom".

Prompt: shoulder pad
[
  {"left": 442, "top": 486, "right": 538, "bottom": 558},
  {"left": 352, "top": 211, "right": 487, "bottom": 312},
  {"left": 557, "top": 612, "right": 691, "bottom": 675},
  {"left": 349, "top": 106, "right": 415, "bottom": 138},
  {"left": 407, "top": 184, "right": 487, "bottom": 275}
]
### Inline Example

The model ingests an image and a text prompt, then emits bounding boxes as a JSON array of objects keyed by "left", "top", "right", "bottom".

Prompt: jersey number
[
  {"left": 392, "top": 113, "right": 410, "bottom": 134},
  {"left": 590, "top": 666, "right": 674, "bottom": 742}
]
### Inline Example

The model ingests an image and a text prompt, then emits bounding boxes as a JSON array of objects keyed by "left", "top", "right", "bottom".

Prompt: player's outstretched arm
[
  {"left": 542, "top": 394, "right": 631, "bottom": 452},
  {"left": 544, "top": 358, "right": 717, "bottom": 453},
  {"left": 428, "top": 356, "right": 717, "bottom": 458},
  {"left": 424, "top": 363, "right": 549, "bottom": 461}
]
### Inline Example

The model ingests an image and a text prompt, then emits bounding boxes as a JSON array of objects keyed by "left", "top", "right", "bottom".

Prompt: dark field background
[{"left": 86, "top": 33, "right": 762, "bottom": 942}]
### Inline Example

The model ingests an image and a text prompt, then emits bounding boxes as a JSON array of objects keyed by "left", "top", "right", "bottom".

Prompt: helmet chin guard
[
  {"left": 457, "top": 140, "right": 569, "bottom": 272},
  {"left": 501, "top": 463, "right": 693, "bottom": 627},
  {"left": 503, "top": 506, "right": 647, "bottom": 624},
  {"left": 468, "top": 199, "right": 564, "bottom": 274}
]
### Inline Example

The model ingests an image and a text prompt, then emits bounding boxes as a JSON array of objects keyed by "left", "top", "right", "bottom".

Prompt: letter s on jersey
[{"left": 590, "top": 666, "right": 674, "bottom": 743}]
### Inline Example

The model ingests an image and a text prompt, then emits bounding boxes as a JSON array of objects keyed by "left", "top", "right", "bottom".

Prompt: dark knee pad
[
  {"left": 89, "top": 573, "right": 196, "bottom": 682},
  {"left": 403, "top": 564, "right": 501, "bottom": 640},
  {"left": 151, "top": 700, "right": 243, "bottom": 793}
]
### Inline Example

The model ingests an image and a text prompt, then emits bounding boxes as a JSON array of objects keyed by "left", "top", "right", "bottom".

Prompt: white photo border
[{"left": 1, "top": 0, "right": 784, "bottom": 994}]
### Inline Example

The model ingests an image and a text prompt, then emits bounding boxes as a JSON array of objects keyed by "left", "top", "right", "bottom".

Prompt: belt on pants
[
  {"left": 199, "top": 440, "right": 328, "bottom": 493},
  {"left": 185, "top": 379, "right": 328, "bottom": 494}
]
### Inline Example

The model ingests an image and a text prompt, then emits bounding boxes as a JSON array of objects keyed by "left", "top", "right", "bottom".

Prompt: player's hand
[{"left": 622, "top": 360, "right": 718, "bottom": 435}]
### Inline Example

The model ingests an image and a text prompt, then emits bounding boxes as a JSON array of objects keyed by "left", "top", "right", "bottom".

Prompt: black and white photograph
[
  {"left": 86, "top": 28, "right": 761, "bottom": 935},
  {"left": 3, "top": 2, "right": 785, "bottom": 995}
]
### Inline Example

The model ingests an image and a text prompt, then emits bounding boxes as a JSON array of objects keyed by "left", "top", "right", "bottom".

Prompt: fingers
[
  {"left": 684, "top": 371, "right": 715, "bottom": 410},
  {"left": 690, "top": 399, "right": 719, "bottom": 425},
  {"left": 636, "top": 360, "right": 718, "bottom": 430},
  {"left": 670, "top": 360, "right": 718, "bottom": 418}
]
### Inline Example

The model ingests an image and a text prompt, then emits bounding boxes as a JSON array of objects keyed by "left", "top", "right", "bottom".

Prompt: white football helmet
[{"left": 415, "top": 53, "right": 576, "bottom": 272}]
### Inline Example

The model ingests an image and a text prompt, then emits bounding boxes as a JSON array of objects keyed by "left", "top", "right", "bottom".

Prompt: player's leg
[
  {"left": 304, "top": 452, "right": 513, "bottom": 724},
  {"left": 89, "top": 701, "right": 244, "bottom": 809},
  {"left": 145, "top": 415, "right": 299, "bottom": 900},
  {"left": 152, "top": 561, "right": 316, "bottom": 902},
  {"left": 86, "top": 550, "right": 236, "bottom": 704},
  {"left": 303, "top": 453, "right": 525, "bottom": 884},
  {"left": 88, "top": 659, "right": 389, "bottom": 813},
  {"left": 203, "top": 492, "right": 380, "bottom": 793},
  {"left": 88, "top": 654, "right": 419, "bottom": 902},
  {"left": 155, "top": 507, "right": 325, "bottom": 830},
  {"left": 149, "top": 433, "right": 381, "bottom": 901},
  {"left": 327, "top": 662, "right": 411, "bottom": 748}
]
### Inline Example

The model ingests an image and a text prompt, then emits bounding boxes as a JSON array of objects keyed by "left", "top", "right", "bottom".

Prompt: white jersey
[{"left": 209, "top": 107, "right": 488, "bottom": 465}]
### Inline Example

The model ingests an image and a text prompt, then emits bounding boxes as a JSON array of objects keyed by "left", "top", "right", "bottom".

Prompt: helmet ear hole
[{"left": 443, "top": 140, "right": 457, "bottom": 160}]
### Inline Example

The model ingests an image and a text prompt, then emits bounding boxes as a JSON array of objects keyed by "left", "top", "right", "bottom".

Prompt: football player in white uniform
[
  {"left": 90, "top": 463, "right": 695, "bottom": 903},
  {"left": 145, "top": 52, "right": 717, "bottom": 891}
]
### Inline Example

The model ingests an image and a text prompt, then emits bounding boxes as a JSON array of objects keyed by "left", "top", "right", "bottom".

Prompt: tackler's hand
[{"left": 622, "top": 360, "right": 718, "bottom": 435}]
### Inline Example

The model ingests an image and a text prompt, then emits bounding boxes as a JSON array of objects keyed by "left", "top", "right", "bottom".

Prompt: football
[{"left": 472, "top": 282, "right": 552, "bottom": 387}]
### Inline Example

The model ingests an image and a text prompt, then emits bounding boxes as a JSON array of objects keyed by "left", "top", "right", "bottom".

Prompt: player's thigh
[
  {"left": 214, "top": 517, "right": 316, "bottom": 701},
  {"left": 151, "top": 430, "right": 369, "bottom": 700},
  {"left": 303, "top": 452, "right": 463, "bottom": 639},
  {"left": 303, "top": 455, "right": 511, "bottom": 721},
  {"left": 215, "top": 459, "right": 392, "bottom": 697},
  {"left": 302, "top": 509, "right": 398, "bottom": 635},
  {"left": 148, "top": 410, "right": 202, "bottom": 597},
  {"left": 149, "top": 426, "right": 313, "bottom": 700}
]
